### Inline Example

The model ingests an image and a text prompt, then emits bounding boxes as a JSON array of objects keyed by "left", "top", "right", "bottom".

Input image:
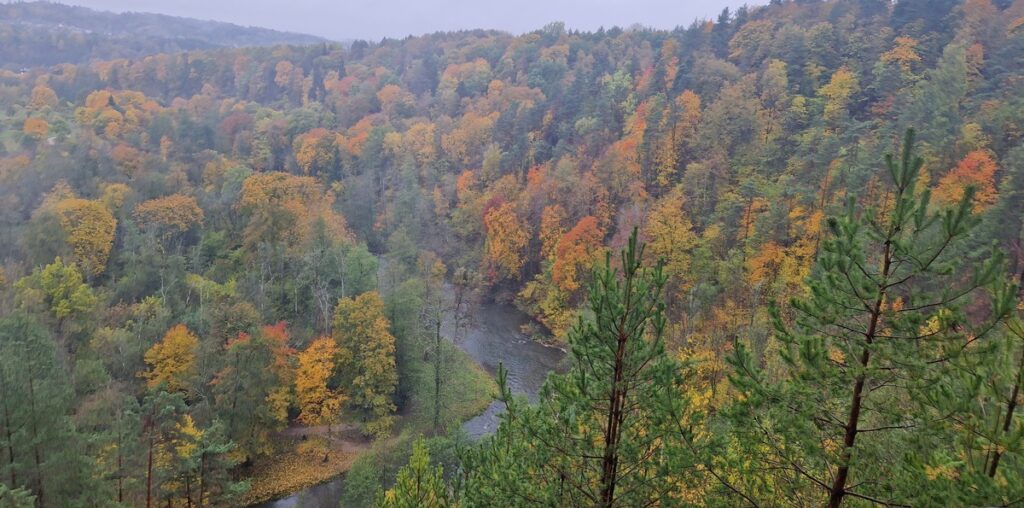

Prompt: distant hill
[{"left": 0, "top": 1, "right": 329, "bottom": 69}]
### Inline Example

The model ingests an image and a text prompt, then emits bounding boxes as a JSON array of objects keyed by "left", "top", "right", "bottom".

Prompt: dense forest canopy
[{"left": 1, "top": 0, "right": 1024, "bottom": 506}]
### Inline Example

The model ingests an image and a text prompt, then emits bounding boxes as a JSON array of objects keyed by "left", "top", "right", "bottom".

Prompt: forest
[{"left": 0, "top": 0, "right": 1023, "bottom": 506}]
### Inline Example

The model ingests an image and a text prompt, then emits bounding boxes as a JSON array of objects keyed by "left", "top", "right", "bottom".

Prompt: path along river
[{"left": 253, "top": 300, "right": 565, "bottom": 507}]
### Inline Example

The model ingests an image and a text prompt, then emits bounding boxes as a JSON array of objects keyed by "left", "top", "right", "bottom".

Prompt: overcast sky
[{"left": 52, "top": 0, "right": 764, "bottom": 41}]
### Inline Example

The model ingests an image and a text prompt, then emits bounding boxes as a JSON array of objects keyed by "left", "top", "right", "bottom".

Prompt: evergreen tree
[
  {"left": 462, "top": 230, "right": 697, "bottom": 507},
  {"left": 378, "top": 439, "right": 450, "bottom": 508},
  {"left": 725, "top": 129, "right": 1016, "bottom": 506},
  {"left": 0, "top": 314, "right": 102, "bottom": 507}
]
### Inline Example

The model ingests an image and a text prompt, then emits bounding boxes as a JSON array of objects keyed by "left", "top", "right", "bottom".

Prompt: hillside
[
  {"left": 1, "top": 0, "right": 1023, "bottom": 506},
  {"left": 0, "top": 1, "right": 328, "bottom": 69}
]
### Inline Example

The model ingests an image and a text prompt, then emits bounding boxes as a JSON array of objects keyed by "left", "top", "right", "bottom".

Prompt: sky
[{"left": 52, "top": 0, "right": 764, "bottom": 41}]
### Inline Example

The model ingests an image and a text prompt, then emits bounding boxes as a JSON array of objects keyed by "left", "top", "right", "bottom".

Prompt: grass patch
[{"left": 402, "top": 341, "right": 498, "bottom": 432}]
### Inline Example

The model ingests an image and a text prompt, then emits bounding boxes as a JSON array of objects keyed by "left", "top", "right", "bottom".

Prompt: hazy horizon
[{"left": 26, "top": 0, "right": 765, "bottom": 41}]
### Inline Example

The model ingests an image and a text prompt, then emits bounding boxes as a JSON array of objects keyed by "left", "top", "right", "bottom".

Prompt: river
[{"left": 253, "top": 299, "right": 565, "bottom": 507}]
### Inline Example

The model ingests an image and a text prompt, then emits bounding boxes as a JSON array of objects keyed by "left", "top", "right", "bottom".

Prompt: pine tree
[
  {"left": 725, "top": 129, "right": 1016, "bottom": 506},
  {"left": 462, "top": 229, "right": 697, "bottom": 507},
  {"left": 378, "top": 440, "right": 450, "bottom": 508},
  {"left": 0, "top": 314, "right": 102, "bottom": 507}
]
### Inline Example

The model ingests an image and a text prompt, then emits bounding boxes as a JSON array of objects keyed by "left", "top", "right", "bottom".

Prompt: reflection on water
[
  {"left": 456, "top": 301, "right": 565, "bottom": 439},
  {"left": 251, "top": 300, "right": 564, "bottom": 507},
  {"left": 254, "top": 477, "right": 345, "bottom": 508}
]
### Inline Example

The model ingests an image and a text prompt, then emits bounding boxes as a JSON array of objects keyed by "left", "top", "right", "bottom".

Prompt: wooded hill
[
  {"left": 0, "top": 1, "right": 328, "bottom": 69},
  {"left": 1, "top": 0, "right": 1023, "bottom": 505}
]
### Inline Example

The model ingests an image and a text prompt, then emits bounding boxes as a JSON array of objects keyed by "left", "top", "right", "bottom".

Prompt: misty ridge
[{"left": 0, "top": 1, "right": 326, "bottom": 69}]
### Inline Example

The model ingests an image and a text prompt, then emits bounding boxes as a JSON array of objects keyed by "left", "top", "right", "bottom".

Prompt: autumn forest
[{"left": 1, "top": 0, "right": 1023, "bottom": 506}]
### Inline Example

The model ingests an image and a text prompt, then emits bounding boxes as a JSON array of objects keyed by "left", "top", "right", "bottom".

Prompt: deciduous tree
[
  {"left": 142, "top": 325, "right": 199, "bottom": 394},
  {"left": 333, "top": 292, "right": 398, "bottom": 438}
]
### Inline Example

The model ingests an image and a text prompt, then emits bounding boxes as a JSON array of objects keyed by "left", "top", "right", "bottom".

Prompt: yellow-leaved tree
[
  {"left": 54, "top": 198, "right": 117, "bottom": 278},
  {"left": 295, "top": 337, "right": 346, "bottom": 460},
  {"left": 483, "top": 201, "right": 529, "bottom": 282},
  {"left": 143, "top": 324, "right": 199, "bottom": 393},
  {"left": 332, "top": 291, "right": 397, "bottom": 438},
  {"left": 643, "top": 187, "right": 698, "bottom": 304},
  {"left": 133, "top": 194, "right": 205, "bottom": 244}
]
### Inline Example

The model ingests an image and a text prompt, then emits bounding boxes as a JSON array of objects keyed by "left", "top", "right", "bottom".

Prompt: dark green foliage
[
  {"left": 462, "top": 231, "right": 697, "bottom": 506},
  {"left": 0, "top": 314, "right": 104, "bottom": 507}
]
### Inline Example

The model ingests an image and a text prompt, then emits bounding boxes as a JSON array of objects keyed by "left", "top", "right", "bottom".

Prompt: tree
[
  {"left": 139, "top": 390, "right": 214, "bottom": 508},
  {"left": 236, "top": 171, "right": 348, "bottom": 254},
  {"left": 378, "top": 440, "right": 450, "bottom": 508},
  {"left": 190, "top": 421, "right": 247, "bottom": 507},
  {"left": 295, "top": 337, "right": 346, "bottom": 460},
  {"left": 819, "top": 66, "right": 859, "bottom": 125},
  {"left": 463, "top": 230, "right": 698, "bottom": 506},
  {"left": 292, "top": 128, "right": 339, "bottom": 177},
  {"left": 14, "top": 257, "right": 96, "bottom": 344},
  {"left": 29, "top": 85, "right": 58, "bottom": 110},
  {"left": 920, "top": 299, "right": 1024, "bottom": 504},
  {"left": 933, "top": 149, "right": 998, "bottom": 212},
  {"left": 22, "top": 118, "right": 49, "bottom": 140},
  {"left": 419, "top": 258, "right": 474, "bottom": 434},
  {"left": 643, "top": 187, "right": 698, "bottom": 304},
  {"left": 539, "top": 205, "right": 567, "bottom": 261},
  {"left": 142, "top": 324, "right": 199, "bottom": 394},
  {"left": 0, "top": 314, "right": 99, "bottom": 508},
  {"left": 0, "top": 484, "right": 34, "bottom": 508},
  {"left": 725, "top": 130, "right": 1015, "bottom": 506},
  {"left": 52, "top": 198, "right": 117, "bottom": 278},
  {"left": 211, "top": 324, "right": 294, "bottom": 460},
  {"left": 551, "top": 216, "right": 605, "bottom": 294},
  {"left": 483, "top": 202, "right": 529, "bottom": 281},
  {"left": 236, "top": 171, "right": 350, "bottom": 314},
  {"left": 333, "top": 292, "right": 398, "bottom": 437},
  {"left": 132, "top": 194, "right": 204, "bottom": 245}
]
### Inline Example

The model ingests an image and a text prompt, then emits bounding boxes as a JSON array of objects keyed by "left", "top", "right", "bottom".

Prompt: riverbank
[
  {"left": 238, "top": 429, "right": 366, "bottom": 506},
  {"left": 241, "top": 343, "right": 497, "bottom": 507}
]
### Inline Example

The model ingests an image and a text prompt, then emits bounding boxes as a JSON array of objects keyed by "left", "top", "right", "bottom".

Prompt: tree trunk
[
  {"left": 0, "top": 370, "right": 17, "bottom": 487},
  {"left": 433, "top": 318, "right": 443, "bottom": 434},
  {"left": 117, "top": 429, "right": 124, "bottom": 504},
  {"left": 599, "top": 327, "right": 630, "bottom": 506},
  {"left": 27, "top": 377, "right": 44, "bottom": 508},
  {"left": 987, "top": 352, "right": 1023, "bottom": 478},
  {"left": 198, "top": 453, "right": 205, "bottom": 508},
  {"left": 827, "top": 239, "right": 892, "bottom": 508},
  {"left": 146, "top": 433, "right": 154, "bottom": 508}
]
